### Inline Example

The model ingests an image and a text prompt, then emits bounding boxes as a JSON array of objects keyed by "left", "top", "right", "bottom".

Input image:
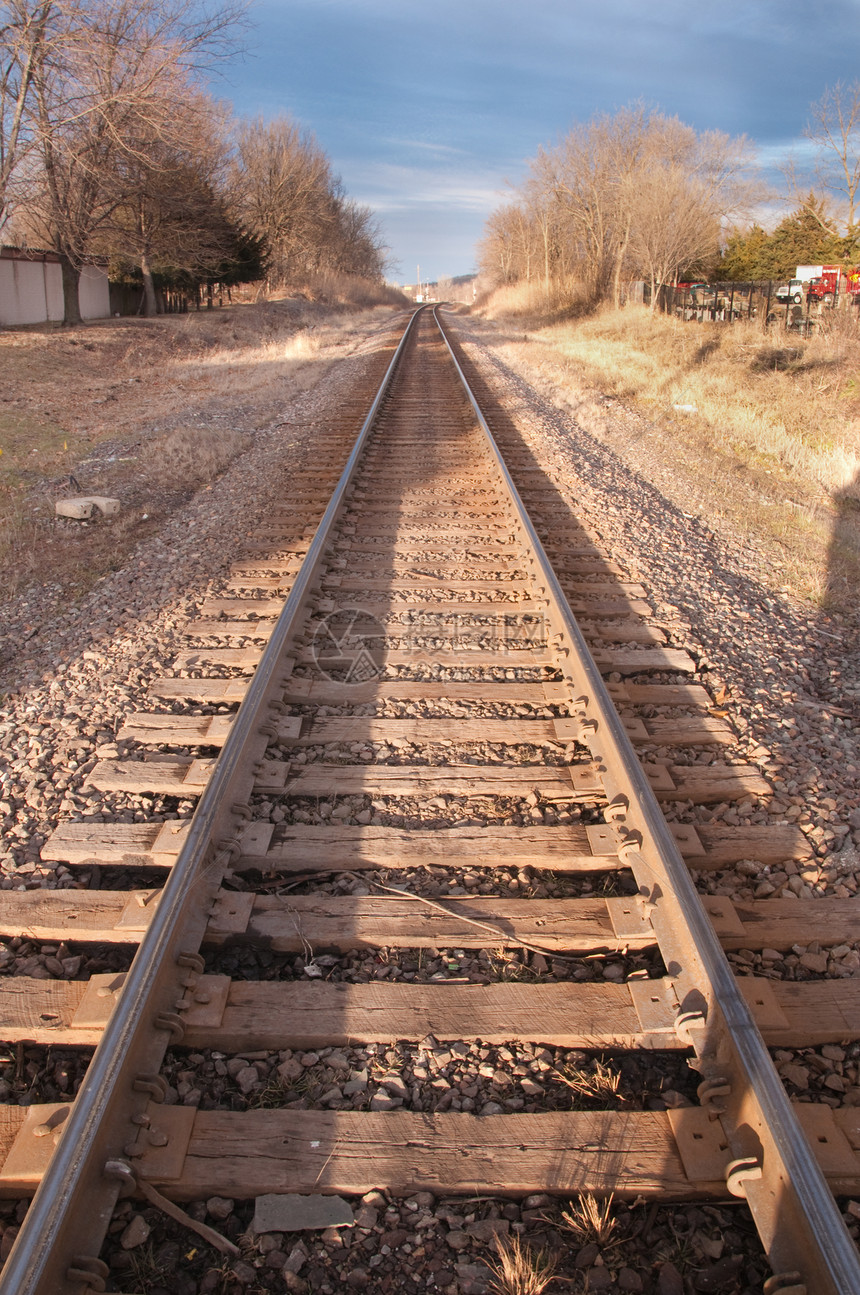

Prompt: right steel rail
[{"left": 434, "top": 305, "right": 860, "bottom": 1295}]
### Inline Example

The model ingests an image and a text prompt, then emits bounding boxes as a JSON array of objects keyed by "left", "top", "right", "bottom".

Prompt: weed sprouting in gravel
[
  {"left": 486, "top": 1232, "right": 559, "bottom": 1295},
  {"left": 243, "top": 1073, "right": 295, "bottom": 1109},
  {"left": 122, "top": 1240, "right": 175, "bottom": 1291},
  {"left": 553, "top": 1055, "right": 622, "bottom": 1105},
  {"left": 560, "top": 1191, "right": 617, "bottom": 1245}
]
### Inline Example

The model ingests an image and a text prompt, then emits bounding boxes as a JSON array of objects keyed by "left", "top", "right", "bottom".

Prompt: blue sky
[{"left": 224, "top": 0, "right": 860, "bottom": 282}]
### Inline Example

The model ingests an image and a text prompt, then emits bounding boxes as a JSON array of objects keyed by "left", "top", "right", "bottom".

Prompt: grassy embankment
[
  {"left": 0, "top": 282, "right": 408, "bottom": 606},
  {"left": 477, "top": 282, "right": 860, "bottom": 611}
]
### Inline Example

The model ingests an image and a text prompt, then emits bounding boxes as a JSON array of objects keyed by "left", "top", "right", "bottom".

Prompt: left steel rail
[{"left": 0, "top": 308, "right": 423, "bottom": 1295}]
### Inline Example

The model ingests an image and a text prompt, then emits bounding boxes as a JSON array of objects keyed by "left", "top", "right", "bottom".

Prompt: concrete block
[
  {"left": 88, "top": 496, "right": 121, "bottom": 516},
  {"left": 55, "top": 496, "right": 120, "bottom": 520},
  {"left": 55, "top": 498, "right": 95, "bottom": 520}
]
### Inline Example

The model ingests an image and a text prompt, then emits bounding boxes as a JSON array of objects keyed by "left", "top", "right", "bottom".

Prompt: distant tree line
[
  {"left": 479, "top": 105, "right": 752, "bottom": 308},
  {"left": 480, "top": 86, "right": 860, "bottom": 305},
  {"left": 0, "top": 0, "right": 387, "bottom": 322}
]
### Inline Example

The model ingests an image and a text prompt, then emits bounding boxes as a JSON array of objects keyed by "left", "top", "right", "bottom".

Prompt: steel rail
[
  {"left": 0, "top": 308, "right": 424, "bottom": 1295},
  {"left": 433, "top": 305, "right": 860, "bottom": 1294}
]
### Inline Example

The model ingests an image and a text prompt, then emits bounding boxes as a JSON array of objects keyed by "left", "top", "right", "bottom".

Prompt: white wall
[
  {"left": 0, "top": 257, "right": 60, "bottom": 324},
  {"left": 78, "top": 263, "right": 111, "bottom": 319},
  {"left": 0, "top": 256, "right": 110, "bottom": 325}
]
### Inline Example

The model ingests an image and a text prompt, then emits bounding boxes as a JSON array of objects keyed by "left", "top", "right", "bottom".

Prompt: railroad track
[{"left": 0, "top": 305, "right": 859, "bottom": 1293}]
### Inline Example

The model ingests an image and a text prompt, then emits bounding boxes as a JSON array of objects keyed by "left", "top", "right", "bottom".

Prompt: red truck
[{"left": 800, "top": 265, "right": 842, "bottom": 303}]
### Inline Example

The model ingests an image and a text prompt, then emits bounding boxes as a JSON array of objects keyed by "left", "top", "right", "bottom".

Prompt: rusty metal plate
[
  {"left": 117, "top": 891, "right": 161, "bottom": 931},
  {"left": 606, "top": 896, "right": 653, "bottom": 942},
  {"left": 736, "top": 977, "right": 791, "bottom": 1031},
  {"left": 208, "top": 892, "right": 254, "bottom": 938},
  {"left": 134, "top": 1106, "right": 197, "bottom": 1183},
  {"left": 206, "top": 715, "right": 236, "bottom": 744},
  {"left": 622, "top": 718, "right": 649, "bottom": 741},
  {"left": 669, "top": 824, "right": 705, "bottom": 855},
  {"left": 187, "top": 758, "right": 217, "bottom": 788},
  {"left": 255, "top": 760, "right": 291, "bottom": 793},
  {"left": 238, "top": 821, "right": 275, "bottom": 859},
  {"left": 793, "top": 1105, "right": 860, "bottom": 1176},
  {"left": 642, "top": 764, "right": 677, "bottom": 792},
  {"left": 179, "top": 975, "right": 231, "bottom": 1029},
  {"left": 569, "top": 764, "right": 604, "bottom": 795},
  {"left": 585, "top": 825, "right": 619, "bottom": 857},
  {"left": 605, "top": 682, "right": 630, "bottom": 702},
  {"left": 284, "top": 677, "right": 312, "bottom": 698},
  {"left": 71, "top": 974, "right": 126, "bottom": 1029},
  {"left": 700, "top": 895, "right": 746, "bottom": 940},
  {"left": 0, "top": 1104, "right": 71, "bottom": 1189},
  {"left": 276, "top": 716, "right": 303, "bottom": 741},
  {"left": 667, "top": 1106, "right": 731, "bottom": 1183},
  {"left": 628, "top": 977, "right": 678, "bottom": 1037},
  {"left": 153, "top": 818, "right": 191, "bottom": 858},
  {"left": 552, "top": 718, "right": 582, "bottom": 742}
]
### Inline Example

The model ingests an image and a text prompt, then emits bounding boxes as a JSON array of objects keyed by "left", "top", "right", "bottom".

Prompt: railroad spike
[
  {"left": 674, "top": 1009, "right": 707, "bottom": 1045},
  {"left": 763, "top": 1276, "right": 806, "bottom": 1295},
  {"left": 153, "top": 1011, "right": 185, "bottom": 1042},
  {"left": 65, "top": 1257, "right": 109, "bottom": 1292},
  {"left": 217, "top": 837, "right": 243, "bottom": 865},
  {"left": 617, "top": 829, "right": 642, "bottom": 858},
  {"left": 133, "top": 1074, "right": 167, "bottom": 1102},
  {"left": 177, "top": 951, "right": 205, "bottom": 975},
  {"left": 726, "top": 1155, "right": 763, "bottom": 1198},
  {"left": 697, "top": 1076, "right": 732, "bottom": 1119},
  {"left": 605, "top": 793, "right": 629, "bottom": 821}
]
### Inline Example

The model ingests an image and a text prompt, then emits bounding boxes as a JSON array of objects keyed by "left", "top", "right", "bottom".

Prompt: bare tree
[
  {"left": 626, "top": 119, "right": 751, "bottom": 306},
  {"left": 627, "top": 168, "right": 720, "bottom": 305},
  {"left": 804, "top": 81, "right": 860, "bottom": 235},
  {"left": 0, "top": 0, "right": 54, "bottom": 230},
  {"left": 22, "top": 0, "right": 245, "bottom": 321},
  {"left": 229, "top": 115, "right": 386, "bottom": 289},
  {"left": 104, "top": 87, "right": 236, "bottom": 313},
  {"left": 480, "top": 106, "right": 753, "bottom": 308},
  {"left": 229, "top": 116, "right": 334, "bottom": 289},
  {"left": 327, "top": 195, "right": 385, "bottom": 278}
]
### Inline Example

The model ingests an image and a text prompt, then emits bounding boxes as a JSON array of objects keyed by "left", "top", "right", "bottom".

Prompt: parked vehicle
[
  {"left": 802, "top": 265, "right": 841, "bottom": 303},
  {"left": 775, "top": 279, "right": 804, "bottom": 304}
]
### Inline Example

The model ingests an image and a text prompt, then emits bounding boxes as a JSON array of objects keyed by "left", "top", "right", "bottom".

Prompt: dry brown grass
[
  {"left": 476, "top": 297, "right": 860, "bottom": 607},
  {"left": 0, "top": 295, "right": 405, "bottom": 606},
  {"left": 486, "top": 1233, "right": 559, "bottom": 1295},
  {"left": 554, "top": 1056, "right": 622, "bottom": 1104},
  {"left": 560, "top": 1193, "right": 617, "bottom": 1246},
  {"left": 140, "top": 426, "right": 246, "bottom": 489},
  {"left": 476, "top": 278, "right": 591, "bottom": 327}
]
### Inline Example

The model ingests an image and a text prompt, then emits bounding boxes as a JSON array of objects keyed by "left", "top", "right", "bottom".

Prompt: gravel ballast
[{"left": 2, "top": 305, "right": 859, "bottom": 1292}]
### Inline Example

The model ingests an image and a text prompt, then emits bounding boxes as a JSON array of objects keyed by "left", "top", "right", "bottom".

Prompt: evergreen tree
[{"left": 719, "top": 195, "right": 844, "bottom": 280}]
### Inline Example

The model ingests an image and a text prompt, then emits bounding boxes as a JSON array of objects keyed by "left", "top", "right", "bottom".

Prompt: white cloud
[
  {"left": 342, "top": 160, "right": 510, "bottom": 215},
  {"left": 754, "top": 137, "right": 819, "bottom": 170},
  {"left": 383, "top": 138, "right": 468, "bottom": 157}
]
